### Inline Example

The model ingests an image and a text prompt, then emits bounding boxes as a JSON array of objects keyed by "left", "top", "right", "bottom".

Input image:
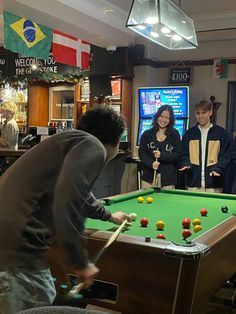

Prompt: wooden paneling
[{"left": 28, "top": 84, "right": 49, "bottom": 126}]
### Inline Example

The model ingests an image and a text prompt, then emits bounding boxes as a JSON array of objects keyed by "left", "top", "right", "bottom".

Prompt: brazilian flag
[{"left": 4, "top": 11, "right": 52, "bottom": 59}]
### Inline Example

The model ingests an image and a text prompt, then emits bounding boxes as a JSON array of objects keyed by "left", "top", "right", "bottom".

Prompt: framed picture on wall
[{"left": 110, "top": 78, "right": 121, "bottom": 99}]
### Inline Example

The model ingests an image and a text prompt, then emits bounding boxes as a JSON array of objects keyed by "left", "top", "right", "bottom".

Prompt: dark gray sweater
[{"left": 0, "top": 130, "right": 111, "bottom": 270}]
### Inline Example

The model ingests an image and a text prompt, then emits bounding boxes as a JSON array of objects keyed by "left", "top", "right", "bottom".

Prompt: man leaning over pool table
[{"left": 0, "top": 106, "right": 130, "bottom": 313}]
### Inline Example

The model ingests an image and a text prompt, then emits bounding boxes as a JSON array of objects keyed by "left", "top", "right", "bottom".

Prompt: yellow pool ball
[
  {"left": 192, "top": 218, "right": 201, "bottom": 226},
  {"left": 193, "top": 225, "right": 202, "bottom": 233},
  {"left": 156, "top": 220, "right": 165, "bottom": 230},
  {"left": 137, "top": 196, "right": 144, "bottom": 203},
  {"left": 146, "top": 197, "right": 153, "bottom": 204}
]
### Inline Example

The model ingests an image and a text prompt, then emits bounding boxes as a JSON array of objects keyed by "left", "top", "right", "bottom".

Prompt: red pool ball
[
  {"left": 156, "top": 234, "right": 166, "bottom": 240},
  {"left": 200, "top": 208, "right": 208, "bottom": 216},
  {"left": 182, "top": 218, "right": 191, "bottom": 228},
  {"left": 182, "top": 229, "right": 192, "bottom": 239},
  {"left": 140, "top": 218, "right": 149, "bottom": 227}
]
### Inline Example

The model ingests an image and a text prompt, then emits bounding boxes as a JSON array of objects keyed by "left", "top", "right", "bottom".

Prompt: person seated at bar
[
  {"left": 0, "top": 106, "right": 130, "bottom": 313},
  {"left": 0, "top": 101, "right": 19, "bottom": 150},
  {"left": 179, "top": 100, "right": 230, "bottom": 193},
  {"left": 138, "top": 104, "right": 181, "bottom": 189}
]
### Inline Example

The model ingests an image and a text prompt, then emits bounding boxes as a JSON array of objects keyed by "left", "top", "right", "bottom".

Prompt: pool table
[{"left": 52, "top": 188, "right": 236, "bottom": 314}]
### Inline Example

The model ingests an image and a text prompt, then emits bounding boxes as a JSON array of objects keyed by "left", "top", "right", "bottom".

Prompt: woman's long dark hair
[{"left": 152, "top": 105, "right": 175, "bottom": 137}]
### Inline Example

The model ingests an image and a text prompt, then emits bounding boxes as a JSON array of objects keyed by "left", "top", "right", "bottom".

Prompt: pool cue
[
  {"left": 92, "top": 218, "right": 128, "bottom": 264},
  {"left": 68, "top": 218, "right": 129, "bottom": 295},
  {"left": 152, "top": 157, "right": 158, "bottom": 187}
]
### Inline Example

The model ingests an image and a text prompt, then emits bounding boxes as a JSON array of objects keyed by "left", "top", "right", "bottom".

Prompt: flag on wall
[
  {"left": 52, "top": 30, "right": 90, "bottom": 69},
  {"left": 3, "top": 11, "right": 52, "bottom": 59},
  {"left": 212, "top": 59, "right": 228, "bottom": 79}
]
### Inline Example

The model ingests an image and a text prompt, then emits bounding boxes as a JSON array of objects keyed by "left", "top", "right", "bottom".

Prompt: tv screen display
[
  {"left": 137, "top": 118, "right": 153, "bottom": 145},
  {"left": 174, "top": 118, "right": 186, "bottom": 139},
  {"left": 137, "top": 118, "right": 187, "bottom": 145},
  {"left": 139, "top": 86, "right": 189, "bottom": 118}
]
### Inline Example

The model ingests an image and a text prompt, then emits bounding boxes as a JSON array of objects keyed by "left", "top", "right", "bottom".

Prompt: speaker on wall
[
  {"left": 133, "top": 44, "right": 145, "bottom": 65},
  {"left": 90, "top": 75, "right": 112, "bottom": 97}
]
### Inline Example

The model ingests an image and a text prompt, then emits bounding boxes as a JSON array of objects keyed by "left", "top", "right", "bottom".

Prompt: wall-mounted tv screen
[
  {"left": 174, "top": 118, "right": 186, "bottom": 139},
  {"left": 137, "top": 118, "right": 153, "bottom": 145},
  {"left": 137, "top": 118, "right": 187, "bottom": 145},
  {"left": 139, "top": 86, "right": 189, "bottom": 118}
]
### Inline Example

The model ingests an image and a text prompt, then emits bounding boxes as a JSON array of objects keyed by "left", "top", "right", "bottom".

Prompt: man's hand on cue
[
  {"left": 109, "top": 211, "right": 131, "bottom": 225},
  {"left": 73, "top": 263, "right": 99, "bottom": 292}
]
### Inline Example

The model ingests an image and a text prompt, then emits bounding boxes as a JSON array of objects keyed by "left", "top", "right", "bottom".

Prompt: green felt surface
[{"left": 86, "top": 189, "right": 236, "bottom": 244}]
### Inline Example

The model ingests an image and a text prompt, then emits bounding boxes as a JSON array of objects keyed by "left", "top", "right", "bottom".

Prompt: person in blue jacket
[
  {"left": 179, "top": 100, "right": 230, "bottom": 192},
  {"left": 138, "top": 104, "right": 181, "bottom": 189}
]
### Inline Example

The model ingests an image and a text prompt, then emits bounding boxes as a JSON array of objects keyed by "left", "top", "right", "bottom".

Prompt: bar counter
[
  {"left": 0, "top": 148, "right": 29, "bottom": 157},
  {"left": 0, "top": 148, "right": 29, "bottom": 176}
]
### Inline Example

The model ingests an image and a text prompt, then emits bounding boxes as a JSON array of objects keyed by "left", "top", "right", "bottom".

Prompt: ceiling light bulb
[
  {"left": 145, "top": 16, "right": 159, "bottom": 24},
  {"left": 161, "top": 27, "right": 170, "bottom": 34},
  {"left": 137, "top": 25, "right": 146, "bottom": 30},
  {"left": 150, "top": 31, "right": 159, "bottom": 38},
  {"left": 172, "top": 34, "right": 182, "bottom": 41}
]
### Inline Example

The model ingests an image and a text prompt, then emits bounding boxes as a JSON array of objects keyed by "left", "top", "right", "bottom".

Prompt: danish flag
[{"left": 52, "top": 30, "right": 90, "bottom": 69}]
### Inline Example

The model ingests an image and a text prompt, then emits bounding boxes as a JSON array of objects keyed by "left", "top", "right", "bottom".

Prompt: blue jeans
[{"left": 0, "top": 268, "right": 56, "bottom": 314}]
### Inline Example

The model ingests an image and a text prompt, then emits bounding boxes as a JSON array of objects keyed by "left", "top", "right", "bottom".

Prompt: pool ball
[
  {"left": 221, "top": 206, "right": 228, "bottom": 213},
  {"left": 156, "top": 220, "right": 165, "bottom": 230},
  {"left": 192, "top": 218, "right": 201, "bottom": 226},
  {"left": 156, "top": 234, "right": 166, "bottom": 240},
  {"left": 146, "top": 197, "right": 153, "bottom": 204},
  {"left": 129, "top": 212, "right": 137, "bottom": 221},
  {"left": 140, "top": 218, "right": 149, "bottom": 227},
  {"left": 200, "top": 208, "right": 208, "bottom": 216},
  {"left": 182, "top": 229, "right": 192, "bottom": 239},
  {"left": 182, "top": 218, "right": 191, "bottom": 228},
  {"left": 145, "top": 236, "right": 151, "bottom": 242},
  {"left": 137, "top": 196, "right": 144, "bottom": 203},
  {"left": 193, "top": 225, "right": 202, "bottom": 233}
]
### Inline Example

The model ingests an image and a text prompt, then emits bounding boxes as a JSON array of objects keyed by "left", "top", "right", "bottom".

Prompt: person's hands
[
  {"left": 152, "top": 160, "right": 160, "bottom": 170},
  {"left": 153, "top": 150, "right": 161, "bottom": 158},
  {"left": 109, "top": 211, "right": 131, "bottom": 225},
  {"left": 210, "top": 171, "right": 221, "bottom": 176},
  {"left": 179, "top": 166, "right": 191, "bottom": 171},
  {"left": 73, "top": 263, "right": 99, "bottom": 291}
]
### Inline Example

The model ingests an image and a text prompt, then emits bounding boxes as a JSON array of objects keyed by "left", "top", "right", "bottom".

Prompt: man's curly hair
[{"left": 77, "top": 105, "right": 126, "bottom": 146}]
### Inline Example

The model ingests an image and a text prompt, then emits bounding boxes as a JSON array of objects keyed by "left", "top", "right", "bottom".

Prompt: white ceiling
[{"left": 1, "top": 0, "right": 236, "bottom": 61}]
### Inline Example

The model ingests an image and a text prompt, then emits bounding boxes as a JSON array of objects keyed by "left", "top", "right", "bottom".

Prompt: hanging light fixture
[{"left": 126, "top": 0, "right": 198, "bottom": 50}]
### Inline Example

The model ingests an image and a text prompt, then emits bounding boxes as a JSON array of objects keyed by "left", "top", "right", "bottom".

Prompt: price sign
[{"left": 168, "top": 67, "right": 192, "bottom": 85}]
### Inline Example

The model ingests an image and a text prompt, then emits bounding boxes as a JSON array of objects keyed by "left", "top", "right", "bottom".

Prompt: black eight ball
[{"left": 221, "top": 206, "right": 228, "bottom": 213}]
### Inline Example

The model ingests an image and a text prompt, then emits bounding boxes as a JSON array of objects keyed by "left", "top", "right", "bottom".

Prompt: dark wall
[
  {"left": 90, "top": 45, "right": 133, "bottom": 77},
  {"left": 89, "top": 74, "right": 112, "bottom": 97}
]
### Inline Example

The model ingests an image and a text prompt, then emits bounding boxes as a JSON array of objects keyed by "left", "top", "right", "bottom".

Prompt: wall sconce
[{"left": 126, "top": 0, "right": 198, "bottom": 50}]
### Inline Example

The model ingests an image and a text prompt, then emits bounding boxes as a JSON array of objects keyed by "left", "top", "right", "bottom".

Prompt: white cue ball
[{"left": 129, "top": 213, "right": 137, "bottom": 221}]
